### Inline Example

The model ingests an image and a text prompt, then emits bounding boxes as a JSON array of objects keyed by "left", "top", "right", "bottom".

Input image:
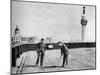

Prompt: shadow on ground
[{"left": 24, "top": 65, "right": 63, "bottom": 68}]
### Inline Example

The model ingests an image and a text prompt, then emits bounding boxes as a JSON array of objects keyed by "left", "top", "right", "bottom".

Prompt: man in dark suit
[
  {"left": 57, "top": 41, "right": 69, "bottom": 67},
  {"left": 36, "top": 38, "right": 46, "bottom": 67}
]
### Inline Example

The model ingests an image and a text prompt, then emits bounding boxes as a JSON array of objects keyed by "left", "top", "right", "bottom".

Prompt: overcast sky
[{"left": 11, "top": 1, "right": 95, "bottom": 42}]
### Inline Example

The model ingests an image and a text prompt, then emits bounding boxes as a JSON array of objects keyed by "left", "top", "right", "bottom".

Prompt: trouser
[
  {"left": 62, "top": 54, "right": 68, "bottom": 67},
  {"left": 36, "top": 52, "right": 45, "bottom": 66}
]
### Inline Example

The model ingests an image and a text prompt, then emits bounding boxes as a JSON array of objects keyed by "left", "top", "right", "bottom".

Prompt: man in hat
[
  {"left": 57, "top": 41, "right": 69, "bottom": 67},
  {"left": 36, "top": 38, "right": 46, "bottom": 67}
]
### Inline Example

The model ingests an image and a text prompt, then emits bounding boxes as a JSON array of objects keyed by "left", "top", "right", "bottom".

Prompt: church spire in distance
[{"left": 14, "top": 25, "right": 20, "bottom": 35}]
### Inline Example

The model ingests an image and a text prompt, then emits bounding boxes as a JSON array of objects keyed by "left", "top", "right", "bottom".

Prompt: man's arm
[
  {"left": 36, "top": 42, "right": 41, "bottom": 52},
  {"left": 64, "top": 44, "right": 69, "bottom": 55},
  {"left": 61, "top": 49, "right": 63, "bottom": 56}
]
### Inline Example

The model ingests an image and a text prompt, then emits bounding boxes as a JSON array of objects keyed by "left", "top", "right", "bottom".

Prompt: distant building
[
  {"left": 46, "top": 37, "right": 53, "bottom": 43},
  {"left": 11, "top": 25, "right": 39, "bottom": 46},
  {"left": 81, "top": 6, "right": 88, "bottom": 42},
  {"left": 11, "top": 25, "right": 21, "bottom": 45}
]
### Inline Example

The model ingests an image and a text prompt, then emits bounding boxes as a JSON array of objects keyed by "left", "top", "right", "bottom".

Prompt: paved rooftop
[{"left": 11, "top": 48, "right": 96, "bottom": 74}]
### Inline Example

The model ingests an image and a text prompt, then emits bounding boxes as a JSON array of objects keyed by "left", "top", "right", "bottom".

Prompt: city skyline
[{"left": 11, "top": 1, "right": 95, "bottom": 42}]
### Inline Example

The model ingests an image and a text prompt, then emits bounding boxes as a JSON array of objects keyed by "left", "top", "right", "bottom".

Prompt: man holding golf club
[
  {"left": 57, "top": 41, "right": 69, "bottom": 68},
  {"left": 36, "top": 38, "right": 46, "bottom": 67}
]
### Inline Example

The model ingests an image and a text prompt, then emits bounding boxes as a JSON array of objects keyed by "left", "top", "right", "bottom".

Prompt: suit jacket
[
  {"left": 59, "top": 44, "right": 69, "bottom": 55},
  {"left": 37, "top": 42, "right": 46, "bottom": 53}
]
